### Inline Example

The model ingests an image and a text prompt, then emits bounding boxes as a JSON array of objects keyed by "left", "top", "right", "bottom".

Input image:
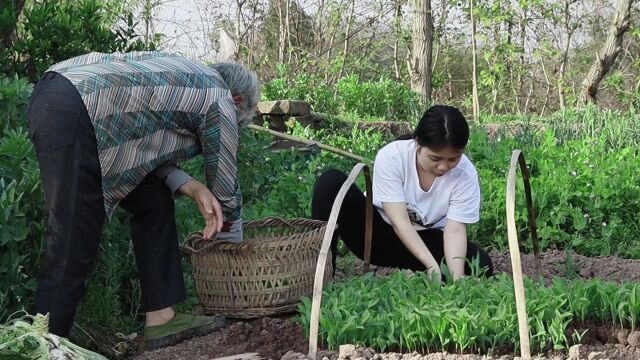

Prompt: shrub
[
  {"left": 261, "top": 64, "right": 335, "bottom": 115},
  {"left": 0, "top": 127, "right": 44, "bottom": 321},
  {"left": 0, "top": 76, "right": 32, "bottom": 131},
  {"left": 3, "top": 0, "right": 158, "bottom": 80},
  {"left": 335, "top": 74, "right": 423, "bottom": 121},
  {"left": 261, "top": 64, "right": 423, "bottom": 122}
]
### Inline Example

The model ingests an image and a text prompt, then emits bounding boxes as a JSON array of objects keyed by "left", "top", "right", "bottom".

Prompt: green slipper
[{"left": 144, "top": 313, "right": 225, "bottom": 350}]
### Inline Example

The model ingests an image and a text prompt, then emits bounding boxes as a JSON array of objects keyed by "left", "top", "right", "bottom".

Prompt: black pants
[
  {"left": 27, "top": 72, "right": 185, "bottom": 337},
  {"left": 311, "top": 169, "right": 493, "bottom": 276}
]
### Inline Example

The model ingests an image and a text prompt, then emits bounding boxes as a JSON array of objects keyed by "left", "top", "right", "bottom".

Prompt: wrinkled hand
[{"left": 178, "top": 179, "right": 223, "bottom": 239}]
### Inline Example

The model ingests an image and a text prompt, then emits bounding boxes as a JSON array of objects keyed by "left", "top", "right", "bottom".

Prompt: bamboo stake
[
  {"left": 247, "top": 124, "right": 371, "bottom": 163},
  {"left": 308, "top": 163, "right": 372, "bottom": 360},
  {"left": 506, "top": 150, "right": 535, "bottom": 360}
]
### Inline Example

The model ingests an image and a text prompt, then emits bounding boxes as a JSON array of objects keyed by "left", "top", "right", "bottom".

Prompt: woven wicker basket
[{"left": 182, "top": 217, "right": 333, "bottom": 319}]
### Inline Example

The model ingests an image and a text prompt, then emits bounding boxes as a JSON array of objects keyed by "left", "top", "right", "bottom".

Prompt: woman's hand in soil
[{"left": 178, "top": 179, "right": 223, "bottom": 239}]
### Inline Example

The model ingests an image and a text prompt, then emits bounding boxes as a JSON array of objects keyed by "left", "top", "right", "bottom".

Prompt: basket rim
[{"left": 182, "top": 217, "right": 329, "bottom": 255}]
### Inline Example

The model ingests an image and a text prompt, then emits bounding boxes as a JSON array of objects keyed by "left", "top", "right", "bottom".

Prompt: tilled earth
[{"left": 131, "top": 250, "right": 640, "bottom": 360}]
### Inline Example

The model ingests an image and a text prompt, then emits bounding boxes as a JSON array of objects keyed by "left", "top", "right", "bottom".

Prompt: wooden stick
[
  {"left": 506, "top": 150, "right": 532, "bottom": 360},
  {"left": 517, "top": 154, "right": 542, "bottom": 272},
  {"left": 247, "top": 124, "right": 371, "bottom": 163},
  {"left": 308, "top": 163, "right": 371, "bottom": 359}
]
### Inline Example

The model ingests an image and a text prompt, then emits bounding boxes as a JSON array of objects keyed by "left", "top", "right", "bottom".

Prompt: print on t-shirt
[{"left": 406, "top": 203, "right": 445, "bottom": 228}]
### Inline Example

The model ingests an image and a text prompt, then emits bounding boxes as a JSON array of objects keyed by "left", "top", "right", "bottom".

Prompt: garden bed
[{"left": 131, "top": 249, "right": 640, "bottom": 360}]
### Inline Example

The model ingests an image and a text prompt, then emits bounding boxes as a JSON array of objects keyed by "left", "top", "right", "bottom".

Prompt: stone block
[{"left": 257, "top": 100, "right": 311, "bottom": 116}]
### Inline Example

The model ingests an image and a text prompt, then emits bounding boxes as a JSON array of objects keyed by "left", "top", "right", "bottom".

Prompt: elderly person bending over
[{"left": 27, "top": 52, "right": 259, "bottom": 349}]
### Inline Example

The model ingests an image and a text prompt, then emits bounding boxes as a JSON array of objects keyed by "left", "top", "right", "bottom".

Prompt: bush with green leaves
[
  {"left": 0, "top": 127, "right": 44, "bottom": 322},
  {"left": 261, "top": 64, "right": 423, "bottom": 122},
  {"left": 0, "top": 76, "right": 31, "bottom": 131},
  {"left": 467, "top": 124, "right": 640, "bottom": 257},
  {"left": 335, "top": 74, "right": 423, "bottom": 122},
  {"left": 297, "top": 272, "right": 640, "bottom": 354},
  {"left": 74, "top": 214, "right": 144, "bottom": 335},
  {"left": 0, "top": 75, "right": 43, "bottom": 322},
  {"left": 2, "top": 0, "right": 160, "bottom": 80},
  {"left": 261, "top": 64, "right": 336, "bottom": 115}
]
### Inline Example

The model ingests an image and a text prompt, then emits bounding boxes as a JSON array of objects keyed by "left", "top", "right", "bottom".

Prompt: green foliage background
[{"left": 1, "top": 0, "right": 640, "bottom": 355}]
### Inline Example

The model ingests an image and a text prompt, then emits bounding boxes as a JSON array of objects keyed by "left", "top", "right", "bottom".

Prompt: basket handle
[
  {"left": 180, "top": 232, "right": 211, "bottom": 255},
  {"left": 308, "top": 162, "right": 373, "bottom": 359}
]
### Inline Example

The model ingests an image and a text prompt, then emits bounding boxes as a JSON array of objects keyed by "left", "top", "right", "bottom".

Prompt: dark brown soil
[
  {"left": 133, "top": 316, "right": 310, "bottom": 360},
  {"left": 489, "top": 249, "right": 640, "bottom": 284},
  {"left": 130, "top": 250, "right": 640, "bottom": 360}
]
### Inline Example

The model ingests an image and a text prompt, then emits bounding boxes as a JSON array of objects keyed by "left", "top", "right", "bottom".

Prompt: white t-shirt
[{"left": 372, "top": 140, "right": 480, "bottom": 230}]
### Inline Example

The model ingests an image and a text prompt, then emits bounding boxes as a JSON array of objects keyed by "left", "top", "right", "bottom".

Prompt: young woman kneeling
[{"left": 311, "top": 105, "right": 493, "bottom": 280}]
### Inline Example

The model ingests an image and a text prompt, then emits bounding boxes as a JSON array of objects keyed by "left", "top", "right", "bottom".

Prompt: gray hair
[{"left": 210, "top": 62, "right": 260, "bottom": 128}]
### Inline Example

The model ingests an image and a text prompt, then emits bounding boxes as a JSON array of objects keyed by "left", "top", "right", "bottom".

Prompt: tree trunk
[
  {"left": 2, "top": 0, "right": 25, "bottom": 49},
  {"left": 579, "top": 0, "right": 634, "bottom": 105},
  {"left": 285, "top": 0, "right": 292, "bottom": 64},
  {"left": 247, "top": 0, "right": 258, "bottom": 68},
  {"left": 470, "top": 0, "right": 480, "bottom": 119},
  {"left": 235, "top": 0, "right": 246, "bottom": 60},
  {"left": 557, "top": 0, "right": 577, "bottom": 110},
  {"left": 440, "top": 0, "right": 452, "bottom": 100},
  {"left": 276, "top": 0, "right": 286, "bottom": 63},
  {"left": 431, "top": 0, "right": 449, "bottom": 73},
  {"left": 540, "top": 56, "right": 552, "bottom": 116},
  {"left": 393, "top": 0, "right": 403, "bottom": 80},
  {"left": 314, "top": 0, "right": 326, "bottom": 56},
  {"left": 336, "top": 0, "right": 355, "bottom": 82},
  {"left": 410, "top": 0, "right": 434, "bottom": 105}
]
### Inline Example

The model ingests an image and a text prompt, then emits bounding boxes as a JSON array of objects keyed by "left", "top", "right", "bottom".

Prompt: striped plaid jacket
[{"left": 47, "top": 51, "right": 242, "bottom": 221}]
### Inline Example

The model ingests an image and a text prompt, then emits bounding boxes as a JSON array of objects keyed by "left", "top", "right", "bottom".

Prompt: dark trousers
[
  {"left": 311, "top": 169, "right": 493, "bottom": 276},
  {"left": 27, "top": 72, "right": 185, "bottom": 337}
]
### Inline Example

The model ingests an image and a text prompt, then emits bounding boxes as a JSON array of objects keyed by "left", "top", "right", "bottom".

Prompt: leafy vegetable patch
[{"left": 298, "top": 272, "right": 640, "bottom": 355}]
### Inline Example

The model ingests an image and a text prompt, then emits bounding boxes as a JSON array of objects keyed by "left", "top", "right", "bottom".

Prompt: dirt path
[{"left": 131, "top": 250, "right": 640, "bottom": 360}]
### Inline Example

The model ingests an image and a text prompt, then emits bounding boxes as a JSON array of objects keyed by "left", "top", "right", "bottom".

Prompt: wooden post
[{"left": 506, "top": 149, "right": 540, "bottom": 359}]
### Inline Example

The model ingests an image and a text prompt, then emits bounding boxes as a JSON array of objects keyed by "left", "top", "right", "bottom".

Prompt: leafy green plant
[
  {"left": 0, "top": 312, "right": 107, "bottom": 359},
  {"left": 0, "top": 127, "right": 43, "bottom": 322},
  {"left": 298, "top": 273, "right": 640, "bottom": 354},
  {"left": 261, "top": 65, "right": 423, "bottom": 122},
  {"left": 261, "top": 64, "right": 335, "bottom": 115},
  {"left": 335, "top": 75, "right": 423, "bottom": 122},
  {"left": 4, "top": 0, "right": 160, "bottom": 80},
  {"left": 555, "top": 250, "right": 582, "bottom": 280},
  {"left": 0, "top": 76, "right": 32, "bottom": 131},
  {"left": 196, "top": 122, "right": 386, "bottom": 223},
  {"left": 75, "top": 213, "right": 143, "bottom": 335},
  {"left": 467, "top": 118, "right": 640, "bottom": 257}
]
